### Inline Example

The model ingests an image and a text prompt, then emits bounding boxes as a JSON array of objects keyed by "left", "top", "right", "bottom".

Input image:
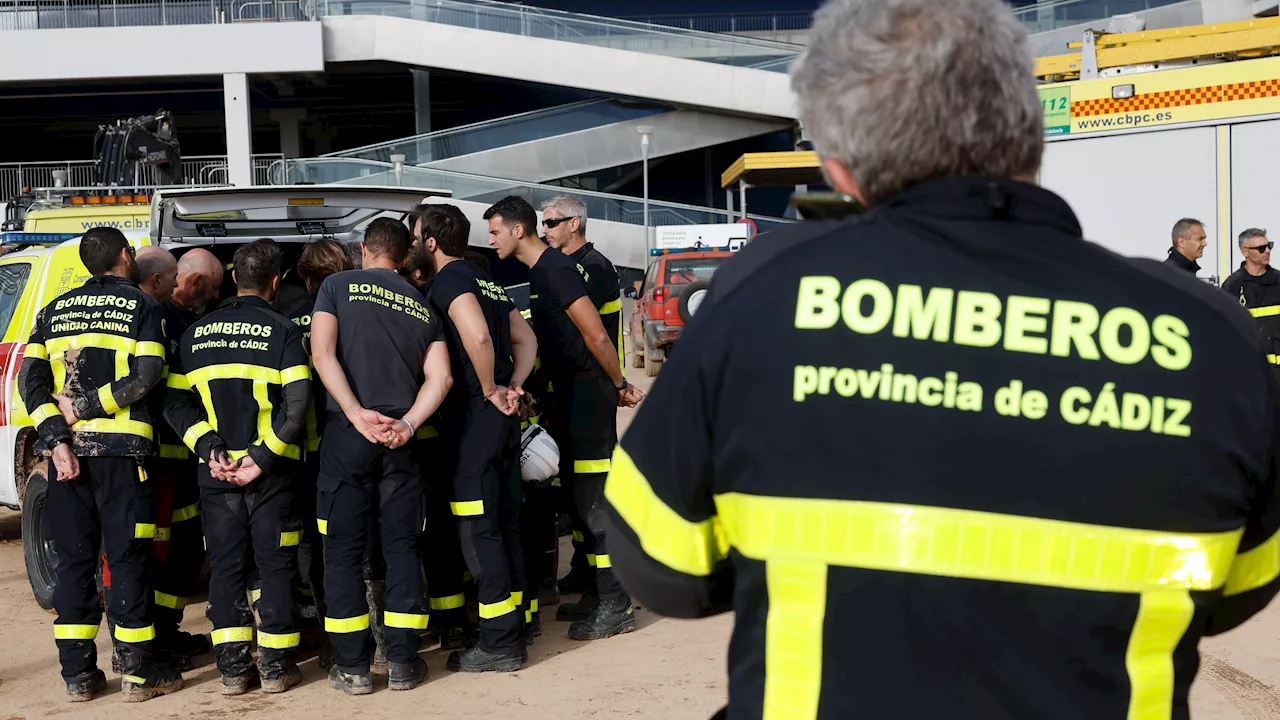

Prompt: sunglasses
[
  {"left": 542, "top": 216, "right": 576, "bottom": 228},
  {"left": 1246, "top": 242, "right": 1275, "bottom": 252}
]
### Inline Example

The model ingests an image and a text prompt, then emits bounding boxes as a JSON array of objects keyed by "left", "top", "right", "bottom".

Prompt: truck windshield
[{"left": 666, "top": 257, "right": 725, "bottom": 284}]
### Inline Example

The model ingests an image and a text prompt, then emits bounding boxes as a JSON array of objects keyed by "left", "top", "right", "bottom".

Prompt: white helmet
[{"left": 520, "top": 424, "right": 560, "bottom": 484}]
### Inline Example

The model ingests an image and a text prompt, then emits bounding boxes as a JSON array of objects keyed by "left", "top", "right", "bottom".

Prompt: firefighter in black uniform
[
  {"left": 311, "top": 218, "right": 452, "bottom": 694},
  {"left": 19, "top": 227, "right": 181, "bottom": 702},
  {"left": 1164, "top": 218, "right": 1207, "bottom": 275},
  {"left": 417, "top": 203, "right": 538, "bottom": 671},
  {"left": 539, "top": 194, "right": 624, "bottom": 621},
  {"left": 164, "top": 239, "right": 311, "bottom": 696},
  {"left": 485, "top": 196, "right": 643, "bottom": 641},
  {"left": 607, "top": 1, "right": 1280, "bottom": 718},
  {"left": 1222, "top": 228, "right": 1280, "bottom": 373}
]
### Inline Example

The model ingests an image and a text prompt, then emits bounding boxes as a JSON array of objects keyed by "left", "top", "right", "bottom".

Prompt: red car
[{"left": 625, "top": 249, "right": 732, "bottom": 376}]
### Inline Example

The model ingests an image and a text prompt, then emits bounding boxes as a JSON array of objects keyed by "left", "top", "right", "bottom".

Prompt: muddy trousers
[
  {"left": 48, "top": 456, "right": 157, "bottom": 680},
  {"left": 200, "top": 474, "right": 301, "bottom": 678},
  {"left": 417, "top": 424, "right": 467, "bottom": 627},
  {"left": 451, "top": 400, "right": 524, "bottom": 653},
  {"left": 318, "top": 417, "right": 427, "bottom": 674},
  {"left": 147, "top": 457, "right": 204, "bottom": 652},
  {"left": 549, "top": 374, "right": 623, "bottom": 599}
]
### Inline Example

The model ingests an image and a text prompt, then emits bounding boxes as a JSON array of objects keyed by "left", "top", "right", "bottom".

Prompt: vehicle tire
[
  {"left": 22, "top": 466, "right": 56, "bottom": 612},
  {"left": 644, "top": 354, "right": 662, "bottom": 377},
  {"left": 632, "top": 350, "right": 645, "bottom": 369},
  {"left": 677, "top": 280, "right": 711, "bottom": 325},
  {"left": 643, "top": 326, "right": 663, "bottom": 377}
]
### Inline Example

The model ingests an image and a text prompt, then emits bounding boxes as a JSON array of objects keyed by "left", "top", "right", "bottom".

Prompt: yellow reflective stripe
[
  {"left": 304, "top": 402, "right": 320, "bottom": 450},
  {"left": 763, "top": 561, "right": 825, "bottom": 720},
  {"left": 575, "top": 458, "right": 611, "bottom": 474},
  {"left": 254, "top": 380, "right": 300, "bottom": 460},
  {"left": 430, "top": 594, "right": 465, "bottom": 611},
  {"left": 451, "top": 500, "right": 484, "bottom": 517},
  {"left": 158, "top": 443, "right": 191, "bottom": 459},
  {"left": 478, "top": 595, "right": 517, "bottom": 619},
  {"left": 249, "top": 588, "right": 262, "bottom": 604},
  {"left": 512, "top": 591, "right": 524, "bottom": 606},
  {"left": 47, "top": 333, "right": 138, "bottom": 356},
  {"left": 521, "top": 309, "right": 531, "bottom": 319},
  {"left": 166, "top": 372, "right": 190, "bottom": 391},
  {"left": 24, "top": 342, "right": 47, "bottom": 360},
  {"left": 595, "top": 554, "right": 612, "bottom": 569},
  {"left": 171, "top": 503, "right": 201, "bottom": 523},
  {"left": 1126, "top": 591, "right": 1195, "bottom": 719},
  {"left": 385, "top": 611, "right": 430, "bottom": 630},
  {"left": 187, "top": 363, "right": 287, "bottom": 386},
  {"left": 416, "top": 424, "right": 439, "bottom": 440},
  {"left": 551, "top": 477, "right": 561, "bottom": 487},
  {"left": 280, "top": 531, "right": 301, "bottom": 547},
  {"left": 113, "top": 624, "right": 156, "bottom": 643},
  {"left": 715, "top": 493, "right": 1242, "bottom": 593},
  {"left": 76, "top": 417, "right": 153, "bottom": 440},
  {"left": 530, "top": 598, "right": 538, "bottom": 613},
  {"left": 135, "top": 523, "right": 156, "bottom": 539},
  {"left": 98, "top": 384, "right": 120, "bottom": 416},
  {"left": 154, "top": 526, "right": 171, "bottom": 542},
  {"left": 258, "top": 631, "right": 301, "bottom": 649},
  {"left": 196, "top": 381, "right": 218, "bottom": 432},
  {"left": 183, "top": 421, "right": 214, "bottom": 452},
  {"left": 136, "top": 341, "right": 165, "bottom": 359},
  {"left": 572, "top": 530, "right": 585, "bottom": 543},
  {"left": 1224, "top": 531, "right": 1280, "bottom": 596},
  {"left": 122, "top": 674, "right": 146, "bottom": 685},
  {"left": 317, "top": 518, "right": 328, "bottom": 535},
  {"left": 280, "top": 364, "right": 311, "bottom": 385},
  {"left": 325, "top": 614, "right": 371, "bottom": 633},
  {"left": 599, "top": 298, "right": 622, "bottom": 315},
  {"left": 525, "top": 609, "right": 532, "bottom": 624},
  {"left": 54, "top": 624, "right": 99, "bottom": 640},
  {"left": 587, "top": 554, "right": 597, "bottom": 567},
  {"left": 228, "top": 449, "right": 249, "bottom": 461},
  {"left": 605, "top": 447, "right": 729, "bottom": 576},
  {"left": 1249, "top": 305, "right": 1280, "bottom": 318},
  {"left": 30, "top": 402, "right": 59, "bottom": 426},
  {"left": 304, "top": 436, "right": 321, "bottom": 452},
  {"left": 212, "top": 627, "right": 254, "bottom": 645},
  {"left": 154, "top": 591, "right": 188, "bottom": 610},
  {"left": 1269, "top": 354, "right": 1280, "bottom": 366}
]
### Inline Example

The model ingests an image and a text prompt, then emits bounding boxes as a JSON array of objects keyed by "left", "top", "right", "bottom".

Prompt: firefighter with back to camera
[
  {"left": 19, "top": 226, "right": 181, "bottom": 703},
  {"left": 605, "top": 1, "right": 1280, "bottom": 718}
]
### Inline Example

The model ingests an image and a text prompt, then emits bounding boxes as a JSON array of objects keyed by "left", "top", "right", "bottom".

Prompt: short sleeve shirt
[
  {"left": 427, "top": 259, "right": 516, "bottom": 400},
  {"left": 528, "top": 248, "right": 591, "bottom": 379}
]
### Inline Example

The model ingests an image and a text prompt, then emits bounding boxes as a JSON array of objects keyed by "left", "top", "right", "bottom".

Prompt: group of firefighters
[{"left": 22, "top": 192, "right": 644, "bottom": 702}]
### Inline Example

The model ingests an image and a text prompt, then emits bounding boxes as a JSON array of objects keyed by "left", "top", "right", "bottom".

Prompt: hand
[
  {"left": 208, "top": 449, "right": 237, "bottom": 483},
  {"left": 385, "top": 421, "right": 413, "bottom": 450},
  {"left": 617, "top": 382, "right": 644, "bottom": 408},
  {"left": 51, "top": 443, "right": 79, "bottom": 481},
  {"left": 52, "top": 393, "right": 79, "bottom": 425},
  {"left": 485, "top": 385, "right": 516, "bottom": 416},
  {"left": 228, "top": 456, "right": 263, "bottom": 487},
  {"left": 350, "top": 407, "right": 399, "bottom": 446}
]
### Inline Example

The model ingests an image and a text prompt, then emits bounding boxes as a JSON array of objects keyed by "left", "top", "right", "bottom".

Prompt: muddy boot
[
  {"left": 318, "top": 638, "right": 335, "bottom": 670},
  {"left": 556, "top": 590, "right": 598, "bottom": 622},
  {"left": 328, "top": 666, "right": 373, "bottom": 696},
  {"left": 65, "top": 669, "right": 108, "bottom": 702},
  {"left": 568, "top": 595, "right": 637, "bottom": 641},
  {"left": 439, "top": 625, "right": 466, "bottom": 650},
  {"left": 259, "top": 657, "right": 303, "bottom": 694},
  {"left": 388, "top": 657, "right": 428, "bottom": 691},
  {"left": 121, "top": 666, "right": 184, "bottom": 702},
  {"left": 447, "top": 645, "right": 523, "bottom": 673},
  {"left": 215, "top": 641, "right": 256, "bottom": 695},
  {"left": 220, "top": 669, "right": 260, "bottom": 696}
]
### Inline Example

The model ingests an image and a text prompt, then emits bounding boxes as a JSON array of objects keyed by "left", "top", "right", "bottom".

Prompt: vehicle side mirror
[{"left": 623, "top": 286, "right": 637, "bottom": 299}]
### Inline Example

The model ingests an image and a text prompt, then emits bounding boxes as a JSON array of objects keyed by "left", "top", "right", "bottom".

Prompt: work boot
[
  {"left": 65, "top": 669, "right": 108, "bottom": 702},
  {"left": 557, "top": 567, "right": 595, "bottom": 595},
  {"left": 120, "top": 666, "right": 184, "bottom": 702},
  {"left": 173, "top": 631, "right": 212, "bottom": 660},
  {"left": 220, "top": 669, "right": 260, "bottom": 696},
  {"left": 388, "top": 657, "right": 429, "bottom": 691},
  {"left": 524, "top": 612, "right": 542, "bottom": 645},
  {"left": 438, "top": 625, "right": 466, "bottom": 651},
  {"left": 328, "top": 666, "right": 373, "bottom": 696},
  {"left": 446, "top": 645, "right": 523, "bottom": 673},
  {"left": 259, "top": 659, "right": 303, "bottom": 694},
  {"left": 556, "top": 591, "right": 599, "bottom": 622},
  {"left": 568, "top": 596, "right": 637, "bottom": 641}
]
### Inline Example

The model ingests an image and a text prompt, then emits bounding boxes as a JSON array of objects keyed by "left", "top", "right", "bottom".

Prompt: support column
[
  {"left": 223, "top": 73, "right": 253, "bottom": 187},
  {"left": 269, "top": 108, "right": 307, "bottom": 159},
  {"left": 412, "top": 69, "right": 431, "bottom": 135}
]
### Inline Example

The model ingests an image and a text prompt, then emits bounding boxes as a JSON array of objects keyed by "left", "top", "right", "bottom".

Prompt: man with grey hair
[
  {"left": 134, "top": 247, "right": 178, "bottom": 305},
  {"left": 1164, "top": 217, "right": 1207, "bottom": 275},
  {"left": 604, "top": 0, "right": 1280, "bottom": 718},
  {"left": 1223, "top": 227, "right": 1280, "bottom": 373},
  {"left": 539, "top": 194, "right": 624, "bottom": 617}
]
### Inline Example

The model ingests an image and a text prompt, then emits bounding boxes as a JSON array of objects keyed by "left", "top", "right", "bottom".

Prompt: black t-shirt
[
  {"left": 571, "top": 241, "right": 623, "bottom": 373},
  {"left": 427, "top": 259, "right": 516, "bottom": 401},
  {"left": 529, "top": 248, "right": 593, "bottom": 379},
  {"left": 314, "top": 268, "right": 440, "bottom": 417}
]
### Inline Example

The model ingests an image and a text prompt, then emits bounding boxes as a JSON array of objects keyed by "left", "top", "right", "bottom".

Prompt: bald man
[
  {"left": 172, "top": 248, "right": 224, "bottom": 321},
  {"left": 136, "top": 247, "right": 179, "bottom": 305}
]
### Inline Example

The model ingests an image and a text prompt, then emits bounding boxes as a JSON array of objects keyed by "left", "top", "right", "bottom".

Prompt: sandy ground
[{"left": 1, "top": 364, "right": 1279, "bottom": 718}]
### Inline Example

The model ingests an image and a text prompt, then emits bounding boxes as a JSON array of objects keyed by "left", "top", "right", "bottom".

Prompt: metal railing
[
  {"left": 325, "top": 99, "right": 671, "bottom": 165},
  {"left": 620, "top": 11, "right": 812, "bottom": 42},
  {"left": 0, "top": 154, "right": 282, "bottom": 202},
  {"left": 1010, "top": 0, "right": 1187, "bottom": 34}
]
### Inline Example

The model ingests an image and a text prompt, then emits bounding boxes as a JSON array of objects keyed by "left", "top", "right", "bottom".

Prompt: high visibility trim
[
  {"left": 98, "top": 384, "right": 120, "bottom": 416},
  {"left": 385, "top": 611, "right": 430, "bottom": 630},
  {"left": 715, "top": 493, "right": 1242, "bottom": 593},
  {"left": 572, "top": 530, "right": 585, "bottom": 543},
  {"left": 54, "top": 623, "right": 99, "bottom": 640},
  {"left": 30, "top": 402, "right": 59, "bottom": 426},
  {"left": 172, "top": 503, "right": 200, "bottom": 523},
  {"left": 1126, "top": 591, "right": 1194, "bottom": 720},
  {"left": 512, "top": 591, "right": 524, "bottom": 606},
  {"left": 304, "top": 403, "right": 320, "bottom": 451},
  {"left": 479, "top": 596, "right": 518, "bottom": 619},
  {"left": 1249, "top": 305, "right": 1280, "bottom": 318},
  {"left": 47, "top": 333, "right": 139, "bottom": 357},
  {"left": 254, "top": 380, "right": 301, "bottom": 460},
  {"left": 595, "top": 554, "right": 612, "bottom": 569},
  {"left": 525, "top": 609, "right": 532, "bottom": 624},
  {"left": 122, "top": 675, "right": 146, "bottom": 685},
  {"left": 114, "top": 624, "right": 156, "bottom": 643},
  {"left": 1269, "top": 354, "right": 1280, "bottom": 367},
  {"left": 135, "top": 523, "right": 157, "bottom": 539},
  {"left": 599, "top": 298, "right": 622, "bottom": 315},
  {"left": 154, "top": 526, "right": 171, "bottom": 542},
  {"left": 196, "top": 381, "right": 218, "bottom": 432},
  {"left": 551, "top": 477, "right": 561, "bottom": 487},
  {"left": 280, "top": 531, "right": 301, "bottom": 547},
  {"left": 158, "top": 443, "right": 191, "bottom": 459},
  {"left": 587, "top": 554, "right": 597, "bottom": 567},
  {"left": 25, "top": 342, "right": 47, "bottom": 360},
  {"left": 75, "top": 417, "right": 153, "bottom": 440},
  {"left": 530, "top": 599, "right": 539, "bottom": 613},
  {"left": 228, "top": 450, "right": 249, "bottom": 460},
  {"left": 187, "top": 363, "right": 289, "bottom": 386},
  {"left": 451, "top": 500, "right": 484, "bottom": 517},
  {"left": 166, "top": 372, "right": 190, "bottom": 391},
  {"left": 317, "top": 518, "right": 328, "bottom": 535},
  {"left": 605, "top": 447, "right": 729, "bottom": 577},
  {"left": 304, "top": 437, "right": 321, "bottom": 452},
  {"left": 416, "top": 424, "right": 439, "bottom": 440},
  {"left": 212, "top": 627, "right": 254, "bottom": 645},
  {"left": 280, "top": 364, "right": 311, "bottom": 385},
  {"left": 183, "top": 420, "right": 215, "bottom": 452},
  {"left": 1224, "top": 531, "right": 1280, "bottom": 596},
  {"left": 763, "top": 561, "right": 825, "bottom": 720},
  {"left": 154, "top": 591, "right": 188, "bottom": 610},
  {"left": 136, "top": 341, "right": 165, "bottom": 359},
  {"left": 575, "top": 458, "right": 611, "bottom": 474},
  {"left": 325, "top": 614, "right": 371, "bottom": 633},
  {"left": 249, "top": 588, "right": 262, "bottom": 604},
  {"left": 258, "top": 630, "right": 301, "bottom": 649},
  {"left": 430, "top": 594, "right": 465, "bottom": 611}
]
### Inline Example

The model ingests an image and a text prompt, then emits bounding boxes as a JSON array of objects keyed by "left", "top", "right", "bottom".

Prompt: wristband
[
  {"left": 399, "top": 416, "right": 415, "bottom": 434},
  {"left": 615, "top": 379, "right": 628, "bottom": 392}
]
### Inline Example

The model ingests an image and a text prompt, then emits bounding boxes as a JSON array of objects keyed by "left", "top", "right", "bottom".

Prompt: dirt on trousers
[{"left": 0, "top": 367, "right": 1278, "bottom": 719}]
